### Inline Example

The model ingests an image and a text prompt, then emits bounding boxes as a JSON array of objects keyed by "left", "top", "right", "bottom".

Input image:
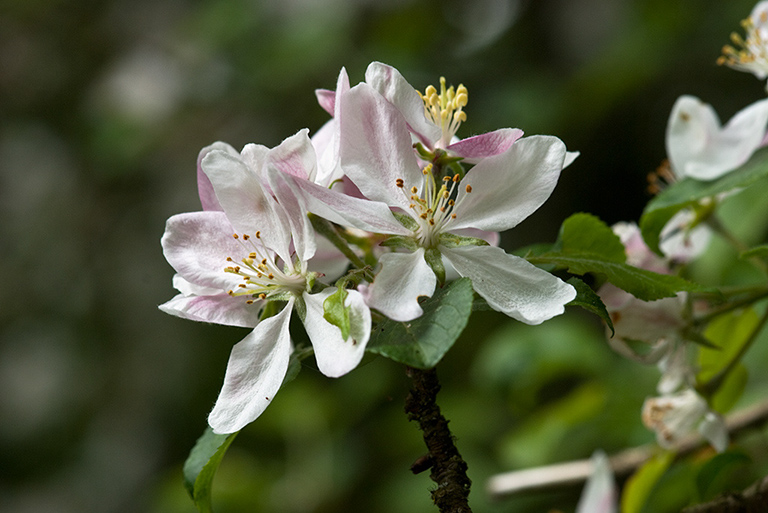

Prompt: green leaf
[
  {"left": 621, "top": 451, "right": 674, "bottom": 513},
  {"left": 698, "top": 308, "right": 759, "bottom": 383},
  {"left": 695, "top": 451, "right": 751, "bottom": 501},
  {"left": 323, "top": 287, "right": 351, "bottom": 340},
  {"left": 640, "top": 146, "right": 768, "bottom": 254},
  {"left": 529, "top": 252, "right": 698, "bottom": 301},
  {"left": 183, "top": 426, "right": 239, "bottom": 513},
  {"left": 741, "top": 244, "right": 768, "bottom": 261},
  {"left": 557, "top": 212, "right": 626, "bottom": 262},
  {"left": 366, "top": 278, "right": 473, "bottom": 369},
  {"left": 566, "top": 277, "right": 614, "bottom": 335}
]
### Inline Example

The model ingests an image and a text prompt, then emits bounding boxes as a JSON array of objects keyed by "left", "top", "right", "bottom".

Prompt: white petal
[
  {"left": 339, "top": 82, "right": 423, "bottom": 210},
  {"left": 666, "top": 95, "right": 768, "bottom": 180},
  {"left": 201, "top": 149, "right": 293, "bottom": 262},
  {"left": 450, "top": 135, "right": 567, "bottom": 232},
  {"left": 365, "top": 249, "right": 437, "bottom": 322},
  {"left": 208, "top": 299, "right": 294, "bottom": 434},
  {"left": 172, "top": 274, "right": 220, "bottom": 296},
  {"left": 442, "top": 245, "right": 576, "bottom": 325},
  {"left": 576, "top": 451, "right": 617, "bottom": 513},
  {"left": 445, "top": 128, "right": 523, "bottom": 164},
  {"left": 302, "top": 289, "right": 371, "bottom": 378},
  {"left": 699, "top": 412, "right": 729, "bottom": 453},
  {"left": 280, "top": 171, "right": 410, "bottom": 235},
  {"left": 197, "top": 142, "right": 238, "bottom": 211},
  {"left": 161, "top": 211, "right": 247, "bottom": 291},
  {"left": 365, "top": 62, "right": 442, "bottom": 147},
  {"left": 159, "top": 292, "right": 262, "bottom": 328}
]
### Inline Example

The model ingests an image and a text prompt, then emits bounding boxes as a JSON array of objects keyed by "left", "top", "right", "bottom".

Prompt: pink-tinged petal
[
  {"left": 312, "top": 119, "right": 343, "bottom": 187},
  {"left": 667, "top": 95, "right": 768, "bottom": 180},
  {"left": 442, "top": 245, "right": 575, "bottom": 325},
  {"left": 302, "top": 288, "right": 370, "bottom": 378},
  {"left": 159, "top": 292, "right": 262, "bottom": 328},
  {"left": 315, "top": 88, "right": 335, "bottom": 115},
  {"left": 268, "top": 128, "right": 317, "bottom": 182},
  {"left": 197, "top": 142, "right": 238, "bottom": 211},
  {"left": 308, "top": 236, "right": 350, "bottom": 281},
  {"left": 279, "top": 171, "right": 411, "bottom": 235},
  {"left": 576, "top": 451, "right": 617, "bottom": 513},
  {"left": 364, "top": 249, "right": 436, "bottom": 322},
  {"left": 161, "top": 211, "right": 247, "bottom": 291},
  {"left": 450, "top": 135, "right": 566, "bottom": 232},
  {"left": 172, "top": 274, "right": 220, "bottom": 296},
  {"left": 339, "top": 83, "right": 423, "bottom": 210},
  {"left": 208, "top": 299, "right": 294, "bottom": 434},
  {"left": 446, "top": 128, "right": 523, "bottom": 164},
  {"left": 365, "top": 62, "right": 442, "bottom": 147},
  {"left": 266, "top": 130, "right": 319, "bottom": 262},
  {"left": 202, "top": 149, "right": 293, "bottom": 262}
]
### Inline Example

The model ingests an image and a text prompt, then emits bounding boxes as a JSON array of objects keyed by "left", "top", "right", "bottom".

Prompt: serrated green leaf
[
  {"left": 621, "top": 451, "right": 674, "bottom": 513},
  {"left": 695, "top": 451, "right": 751, "bottom": 501},
  {"left": 366, "top": 278, "right": 473, "bottom": 369},
  {"left": 640, "top": 146, "right": 768, "bottom": 254},
  {"left": 529, "top": 252, "right": 698, "bottom": 301},
  {"left": 558, "top": 212, "right": 626, "bottom": 262},
  {"left": 183, "top": 426, "right": 238, "bottom": 513},
  {"left": 566, "top": 277, "right": 614, "bottom": 335},
  {"left": 323, "top": 287, "right": 351, "bottom": 340}
]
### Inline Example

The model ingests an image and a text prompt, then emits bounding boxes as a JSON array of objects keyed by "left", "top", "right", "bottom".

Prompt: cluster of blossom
[
  {"left": 159, "top": 62, "right": 578, "bottom": 434},
  {"left": 598, "top": 2, "right": 768, "bottom": 452}
]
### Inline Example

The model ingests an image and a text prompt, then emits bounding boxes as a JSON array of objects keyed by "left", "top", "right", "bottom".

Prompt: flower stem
[
  {"left": 404, "top": 366, "right": 473, "bottom": 513},
  {"left": 308, "top": 213, "right": 367, "bottom": 270}
]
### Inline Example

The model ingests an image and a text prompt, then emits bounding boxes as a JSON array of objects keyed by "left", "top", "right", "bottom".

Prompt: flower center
[
  {"left": 396, "top": 164, "right": 472, "bottom": 248},
  {"left": 224, "top": 232, "right": 307, "bottom": 303},
  {"left": 418, "top": 77, "right": 468, "bottom": 149},
  {"left": 718, "top": 9, "right": 768, "bottom": 77}
]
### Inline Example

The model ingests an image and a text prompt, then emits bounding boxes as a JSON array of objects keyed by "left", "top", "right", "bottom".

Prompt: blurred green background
[{"left": 3, "top": 0, "right": 768, "bottom": 512}]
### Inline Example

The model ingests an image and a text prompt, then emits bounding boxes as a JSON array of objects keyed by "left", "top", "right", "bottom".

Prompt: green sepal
[
  {"left": 566, "top": 277, "right": 614, "bottom": 336},
  {"left": 414, "top": 142, "right": 434, "bottom": 160},
  {"left": 640, "top": 146, "right": 768, "bottom": 255},
  {"left": 183, "top": 427, "right": 239, "bottom": 513},
  {"left": 380, "top": 235, "right": 419, "bottom": 251},
  {"left": 366, "top": 278, "right": 473, "bottom": 369},
  {"left": 323, "top": 287, "right": 351, "bottom": 340},
  {"left": 424, "top": 247, "right": 446, "bottom": 286},
  {"left": 621, "top": 451, "right": 674, "bottom": 513},
  {"left": 393, "top": 212, "right": 419, "bottom": 231},
  {"left": 438, "top": 232, "right": 490, "bottom": 249}
]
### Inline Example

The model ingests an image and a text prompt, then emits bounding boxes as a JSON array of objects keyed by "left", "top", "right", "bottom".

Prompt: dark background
[{"left": 2, "top": 0, "right": 767, "bottom": 511}]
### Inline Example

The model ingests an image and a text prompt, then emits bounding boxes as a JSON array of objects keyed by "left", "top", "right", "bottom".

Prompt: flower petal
[
  {"left": 576, "top": 451, "right": 617, "bottom": 513},
  {"left": 365, "top": 62, "right": 442, "bottom": 147},
  {"left": 442, "top": 245, "right": 575, "bottom": 324},
  {"left": 278, "top": 171, "right": 411, "bottom": 235},
  {"left": 197, "top": 142, "right": 238, "bottom": 211},
  {"left": 302, "top": 288, "right": 371, "bottom": 378},
  {"left": 202, "top": 148, "right": 293, "bottom": 262},
  {"left": 699, "top": 412, "right": 729, "bottom": 453},
  {"left": 364, "top": 249, "right": 437, "bottom": 322},
  {"left": 208, "top": 299, "right": 294, "bottom": 434},
  {"left": 161, "top": 211, "right": 247, "bottom": 290},
  {"left": 339, "top": 82, "right": 423, "bottom": 209},
  {"left": 159, "top": 292, "right": 262, "bottom": 328},
  {"left": 666, "top": 95, "right": 768, "bottom": 180},
  {"left": 450, "top": 135, "right": 567, "bottom": 232},
  {"left": 446, "top": 128, "right": 523, "bottom": 164}
]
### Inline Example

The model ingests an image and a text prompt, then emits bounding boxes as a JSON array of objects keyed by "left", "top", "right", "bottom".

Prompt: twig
[
  {"left": 405, "top": 366, "right": 473, "bottom": 513},
  {"left": 486, "top": 399, "right": 768, "bottom": 499}
]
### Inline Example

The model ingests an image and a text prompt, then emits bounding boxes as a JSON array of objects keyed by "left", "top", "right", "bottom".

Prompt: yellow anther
[
  {"left": 243, "top": 258, "right": 254, "bottom": 266},
  {"left": 411, "top": 186, "right": 418, "bottom": 194},
  {"left": 452, "top": 174, "right": 460, "bottom": 182},
  {"left": 226, "top": 257, "right": 233, "bottom": 262},
  {"left": 259, "top": 293, "right": 267, "bottom": 300},
  {"left": 232, "top": 234, "right": 239, "bottom": 239},
  {"left": 242, "top": 234, "right": 250, "bottom": 240},
  {"left": 255, "top": 231, "right": 261, "bottom": 238},
  {"left": 465, "top": 185, "right": 472, "bottom": 193},
  {"left": 246, "top": 300, "right": 254, "bottom": 304},
  {"left": 268, "top": 273, "right": 274, "bottom": 280},
  {"left": 396, "top": 178, "right": 404, "bottom": 188}
]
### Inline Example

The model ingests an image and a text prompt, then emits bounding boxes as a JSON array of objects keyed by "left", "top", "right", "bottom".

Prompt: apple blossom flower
[
  {"left": 642, "top": 389, "right": 728, "bottom": 452},
  {"left": 160, "top": 133, "right": 371, "bottom": 434},
  {"left": 666, "top": 95, "right": 768, "bottom": 181},
  {"left": 283, "top": 78, "right": 576, "bottom": 324},
  {"left": 718, "top": 1, "right": 768, "bottom": 87}
]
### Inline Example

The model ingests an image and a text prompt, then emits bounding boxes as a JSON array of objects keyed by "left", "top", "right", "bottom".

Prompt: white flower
[
  {"left": 642, "top": 389, "right": 728, "bottom": 452},
  {"left": 719, "top": 1, "right": 768, "bottom": 85},
  {"left": 160, "top": 132, "right": 371, "bottom": 433},
  {"left": 576, "top": 451, "right": 617, "bottom": 513}
]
